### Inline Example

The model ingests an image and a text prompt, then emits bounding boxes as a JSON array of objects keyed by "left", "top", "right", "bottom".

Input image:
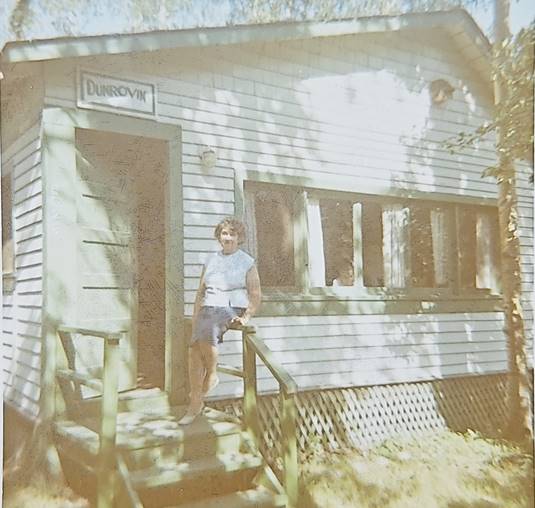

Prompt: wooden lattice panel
[{"left": 209, "top": 373, "right": 513, "bottom": 472}]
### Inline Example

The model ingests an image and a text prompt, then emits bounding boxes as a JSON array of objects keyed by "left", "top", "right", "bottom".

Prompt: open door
[
  {"left": 75, "top": 128, "right": 169, "bottom": 391},
  {"left": 75, "top": 129, "right": 140, "bottom": 391},
  {"left": 42, "top": 108, "right": 184, "bottom": 408}
]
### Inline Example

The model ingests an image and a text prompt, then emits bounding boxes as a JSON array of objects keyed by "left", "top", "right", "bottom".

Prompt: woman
[{"left": 179, "top": 217, "right": 261, "bottom": 425}]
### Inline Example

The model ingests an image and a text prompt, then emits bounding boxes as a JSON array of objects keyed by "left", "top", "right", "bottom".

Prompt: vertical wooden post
[
  {"left": 97, "top": 336, "right": 121, "bottom": 508},
  {"left": 242, "top": 328, "right": 260, "bottom": 448},
  {"left": 281, "top": 386, "right": 298, "bottom": 508},
  {"left": 165, "top": 134, "right": 185, "bottom": 406},
  {"left": 41, "top": 116, "right": 78, "bottom": 481}
]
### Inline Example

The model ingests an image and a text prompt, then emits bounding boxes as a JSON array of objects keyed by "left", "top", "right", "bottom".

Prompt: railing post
[
  {"left": 97, "top": 335, "right": 121, "bottom": 508},
  {"left": 281, "top": 386, "right": 298, "bottom": 508},
  {"left": 242, "top": 327, "right": 261, "bottom": 448}
]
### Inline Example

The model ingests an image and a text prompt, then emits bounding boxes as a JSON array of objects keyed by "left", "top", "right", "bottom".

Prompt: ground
[
  {"left": 299, "top": 430, "right": 534, "bottom": 508},
  {"left": 3, "top": 476, "right": 89, "bottom": 508},
  {"left": 3, "top": 430, "right": 532, "bottom": 507}
]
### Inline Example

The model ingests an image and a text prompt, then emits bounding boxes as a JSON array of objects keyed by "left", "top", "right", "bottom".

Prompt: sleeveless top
[{"left": 202, "top": 249, "right": 255, "bottom": 308}]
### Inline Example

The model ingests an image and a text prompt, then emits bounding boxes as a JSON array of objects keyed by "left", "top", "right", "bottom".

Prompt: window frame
[{"left": 235, "top": 169, "right": 501, "bottom": 306}]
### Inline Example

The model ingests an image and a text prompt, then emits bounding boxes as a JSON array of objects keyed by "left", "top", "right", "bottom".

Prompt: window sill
[
  {"left": 258, "top": 289, "right": 503, "bottom": 317},
  {"left": 262, "top": 287, "right": 500, "bottom": 301}
]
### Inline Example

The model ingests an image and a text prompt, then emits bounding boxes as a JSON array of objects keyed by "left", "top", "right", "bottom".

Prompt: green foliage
[
  {"left": 229, "top": 0, "right": 490, "bottom": 24},
  {"left": 5, "top": 0, "right": 194, "bottom": 44},
  {"left": 445, "top": 23, "right": 535, "bottom": 177},
  {"left": 494, "top": 24, "right": 535, "bottom": 164}
]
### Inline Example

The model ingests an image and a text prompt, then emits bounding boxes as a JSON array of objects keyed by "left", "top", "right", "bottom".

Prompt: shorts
[{"left": 190, "top": 306, "right": 246, "bottom": 347}]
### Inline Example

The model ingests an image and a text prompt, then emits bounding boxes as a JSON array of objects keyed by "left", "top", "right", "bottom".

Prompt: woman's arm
[
  {"left": 234, "top": 265, "right": 261, "bottom": 325},
  {"left": 192, "top": 267, "right": 207, "bottom": 327}
]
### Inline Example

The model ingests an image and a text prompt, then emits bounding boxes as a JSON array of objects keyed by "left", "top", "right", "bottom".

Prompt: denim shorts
[{"left": 190, "top": 306, "right": 246, "bottom": 346}]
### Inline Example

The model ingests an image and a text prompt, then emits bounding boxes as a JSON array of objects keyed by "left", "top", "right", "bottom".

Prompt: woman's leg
[
  {"left": 187, "top": 343, "right": 205, "bottom": 413},
  {"left": 199, "top": 341, "right": 219, "bottom": 394}
]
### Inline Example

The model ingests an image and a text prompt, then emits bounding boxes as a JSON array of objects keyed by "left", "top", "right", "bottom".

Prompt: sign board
[{"left": 77, "top": 69, "right": 157, "bottom": 118}]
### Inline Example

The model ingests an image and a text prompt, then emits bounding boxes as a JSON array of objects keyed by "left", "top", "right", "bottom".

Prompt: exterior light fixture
[
  {"left": 199, "top": 145, "right": 217, "bottom": 169},
  {"left": 429, "top": 79, "right": 454, "bottom": 105}
]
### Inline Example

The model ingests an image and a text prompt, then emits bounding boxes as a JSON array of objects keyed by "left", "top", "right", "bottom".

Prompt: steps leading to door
[
  {"left": 54, "top": 399, "right": 286, "bottom": 507},
  {"left": 169, "top": 485, "right": 287, "bottom": 508}
]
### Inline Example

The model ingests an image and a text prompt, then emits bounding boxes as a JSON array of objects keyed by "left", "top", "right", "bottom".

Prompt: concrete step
[
  {"left": 170, "top": 485, "right": 287, "bottom": 508},
  {"left": 131, "top": 452, "right": 264, "bottom": 507}
]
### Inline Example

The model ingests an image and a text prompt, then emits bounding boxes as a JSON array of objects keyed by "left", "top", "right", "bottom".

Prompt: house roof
[{"left": 0, "top": 8, "right": 491, "bottom": 75}]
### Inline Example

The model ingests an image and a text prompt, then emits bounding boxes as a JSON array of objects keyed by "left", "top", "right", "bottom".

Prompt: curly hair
[{"left": 214, "top": 217, "right": 247, "bottom": 245}]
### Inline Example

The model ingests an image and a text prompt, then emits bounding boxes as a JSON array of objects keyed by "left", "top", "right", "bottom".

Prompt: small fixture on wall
[
  {"left": 199, "top": 145, "right": 217, "bottom": 169},
  {"left": 429, "top": 79, "right": 455, "bottom": 105}
]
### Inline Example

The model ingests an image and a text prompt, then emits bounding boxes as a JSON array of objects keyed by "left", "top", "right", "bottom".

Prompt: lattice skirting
[{"left": 208, "top": 373, "right": 517, "bottom": 471}]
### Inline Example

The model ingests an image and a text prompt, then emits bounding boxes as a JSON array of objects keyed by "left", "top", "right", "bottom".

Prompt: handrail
[
  {"left": 57, "top": 325, "right": 123, "bottom": 342},
  {"left": 184, "top": 319, "right": 299, "bottom": 506},
  {"left": 239, "top": 325, "right": 299, "bottom": 508},
  {"left": 56, "top": 325, "right": 124, "bottom": 508},
  {"left": 243, "top": 328, "right": 298, "bottom": 395},
  {"left": 56, "top": 368, "right": 104, "bottom": 392}
]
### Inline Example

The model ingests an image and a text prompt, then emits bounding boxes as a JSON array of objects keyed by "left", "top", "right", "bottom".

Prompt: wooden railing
[
  {"left": 224, "top": 324, "right": 299, "bottom": 508},
  {"left": 56, "top": 326, "right": 125, "bottom": 508}
]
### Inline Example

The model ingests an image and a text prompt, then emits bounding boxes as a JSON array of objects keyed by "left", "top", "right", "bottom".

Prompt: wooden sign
[{"left": 77, "top": 68, "right": 157, "bottom": 118}]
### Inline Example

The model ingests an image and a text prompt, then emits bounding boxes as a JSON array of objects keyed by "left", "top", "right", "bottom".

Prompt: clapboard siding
[
  {"left": 41, "top": 27, "right": 534, "bottom": 398},
  {"left": 2, "top": 123, "right": 43, "bottom": 420},
  {"left": 205, "top": 312, "right": 509, "bottom": 397},
  {"left": 171, "top": 33, "right": 528, "bottom": 395},
  {"left": 517, "top": 164, "right": 533, "bottom": 368}
]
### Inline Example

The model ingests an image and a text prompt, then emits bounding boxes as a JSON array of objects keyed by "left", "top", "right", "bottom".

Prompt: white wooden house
[{"left": 1, "top": 7, "right": 533, "bottom": 475}]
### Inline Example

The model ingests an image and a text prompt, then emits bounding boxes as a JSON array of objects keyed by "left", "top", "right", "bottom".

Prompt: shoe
[
  {"left": 204, "top": 376, "right": 220, "bottom": 395},
  {"left": 178, "top": 404, "right": 204, "bottom": 425}
]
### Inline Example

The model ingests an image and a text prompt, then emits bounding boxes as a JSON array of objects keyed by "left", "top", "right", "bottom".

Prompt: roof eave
[{"left": 0, "top": 9, "right": 490, "bottom": 66}]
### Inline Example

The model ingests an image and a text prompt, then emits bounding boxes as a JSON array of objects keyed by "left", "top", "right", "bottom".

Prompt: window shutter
[
  {"left": 352, "top": 202, "right": 364, "bottom": 287},
  {"left": 383, "top": 204, "right": 410, "bottom": 288},
  {"left": 476, "top": 212, "right": 499, "bottom": 291},
  {"left": 430, "top": 208, "right": 448, "bottom": 287},
  {"left": 306, "top": 196, "right": 326, "bottom": 287}
]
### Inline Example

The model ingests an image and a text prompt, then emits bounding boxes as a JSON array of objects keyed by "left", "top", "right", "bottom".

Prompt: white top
[{"left": 202, "top": 249, "right": 255, "bottom": 308}]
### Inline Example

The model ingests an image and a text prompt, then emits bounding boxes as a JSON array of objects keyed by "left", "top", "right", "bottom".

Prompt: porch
[{"left": 52, "top": 324, "right": 297, "bottom": 508}]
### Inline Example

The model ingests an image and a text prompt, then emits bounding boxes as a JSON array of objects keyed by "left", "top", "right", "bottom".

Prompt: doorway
[{"left": 75, "top": 129, "right": 167, "bottom": 389}]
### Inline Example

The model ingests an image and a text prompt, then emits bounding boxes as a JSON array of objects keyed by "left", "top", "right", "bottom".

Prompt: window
[
  {"left": 459, "top": 206, "right": 501, "bottom": 292},
  {"left": 244, "top": 182, "right": 298, "bottom": 288},
  {"left": 244, "top": 181, "right": 501, "bottom": 295},
  {"left": 1, "top": 172, "right": 14, "bottom": 276}
]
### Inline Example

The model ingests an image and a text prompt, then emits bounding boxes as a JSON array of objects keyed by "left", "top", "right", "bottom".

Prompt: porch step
[
  {"left": 55, "top": 403, "right": 287, "bottom": 507},
  {"left": 55, "top": 405, "right": 245, "bottom": 469},
  {"left": 169, "top": 485, "right": 287, "bottom": 508},
  {"left": 77, "top": 387, "right": 171, "bottom": 416},
  {"left": 131, "top": 453, "right": 264, "bottom": 507},
  {"left": 131, "top": 452, "right": 263, "bottom": 489}
]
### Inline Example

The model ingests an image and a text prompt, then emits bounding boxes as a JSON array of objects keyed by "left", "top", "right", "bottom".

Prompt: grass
[
  {"left": 3, "top": 429, "right": 532, "bottom": 507},
  {"left": 3, "top": 474, "right": 89, "bottom": 508},
  {"left": 299, "top": 430, "right": 534, "bottom": 508}
]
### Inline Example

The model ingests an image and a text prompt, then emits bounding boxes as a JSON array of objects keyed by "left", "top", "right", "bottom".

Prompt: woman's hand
[
  {"left": 231, "top": 312, "right": 251, "bottom": 326},
  {"left": 231, "top": 265, "right": 261, "bottom": 327}
]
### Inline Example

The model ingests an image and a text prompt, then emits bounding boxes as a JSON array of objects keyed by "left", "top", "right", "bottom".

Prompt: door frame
[{"left": 41, "top": 106, "right": 185, "bottom": 418}]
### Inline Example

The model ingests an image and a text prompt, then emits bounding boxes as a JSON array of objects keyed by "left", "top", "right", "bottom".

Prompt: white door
[{"left": 74, "top": 128, "right": 139, "bottom": 391}]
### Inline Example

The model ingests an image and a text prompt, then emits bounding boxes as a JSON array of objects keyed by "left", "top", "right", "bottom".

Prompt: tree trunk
[{"left": 494, "top": 0, "right": 533, "bottom": 444}]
